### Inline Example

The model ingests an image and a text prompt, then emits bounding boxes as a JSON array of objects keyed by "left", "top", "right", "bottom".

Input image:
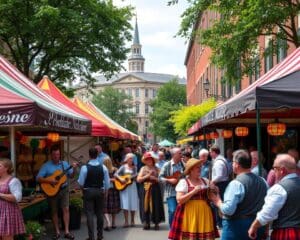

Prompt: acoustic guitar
[
  {"left": 165, "top": 171, "right": 183, "bottom": 185},
  {"left": 113, "top": 174, "right": 133, "bottom": 191},
  {"left": 40, "top": 162, "right": 79, "bottom": 197}
]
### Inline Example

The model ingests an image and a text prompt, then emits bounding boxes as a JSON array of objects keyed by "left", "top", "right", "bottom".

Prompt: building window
[
  {"left": 152, "top": 89, "right": 156, "bottom": 98},
  {"left": 277, "top": 38, "right": 287, "bottom": 63},
  {"left": 145, "top": 89, "right": 149, "bottom": 98},
  {"left": 145, "top": 120, "right": 149, "bottom": 127},
  {"left": 145, "top": 103, "right": 149, "bottom": 114},
  {"left": 135, "top": 88, "right": 139, "bottom": 97},
  {"left": 265, "top": 41, "right": 273, "bottom": 73},
  {"left": 135, "top": 103, "right": 140, "bottom": 114}
]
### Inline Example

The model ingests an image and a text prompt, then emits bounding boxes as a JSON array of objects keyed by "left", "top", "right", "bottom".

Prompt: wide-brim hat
[
  {"left": 142, "top": 152, "right": 157, "bottom": 164},
  {"left": 184, "top": 158, "right": 204, "bottom": 175}
]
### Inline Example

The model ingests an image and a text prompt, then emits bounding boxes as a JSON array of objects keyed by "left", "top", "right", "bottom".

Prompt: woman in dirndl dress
[
  {"left": 168, "top": 158, "right": 219, "bottom": 240},
  {"left": 103, "top": 156, "right": 120, "bottom": 230},
  {"left": 0, "top": 158, "right": 25, "bottom": 240},
  {"left": 137, "top": 152, "right": 165, "bottom": 230}
]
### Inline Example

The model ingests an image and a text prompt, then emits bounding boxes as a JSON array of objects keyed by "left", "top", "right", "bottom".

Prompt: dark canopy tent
[
  {"left": 201, "top": 47, "right": 300, "bottom": 129},
  {"left": 195, "top": 47, "right": 300, "bottom": 174},
  {"left": 0, "top": 55, "right": 91, "bottom": 169}
]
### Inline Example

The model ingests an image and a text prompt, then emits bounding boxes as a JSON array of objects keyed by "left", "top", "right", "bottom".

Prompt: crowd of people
[{"left": 1, "top": 142, "right": 300, "bottom": 240}]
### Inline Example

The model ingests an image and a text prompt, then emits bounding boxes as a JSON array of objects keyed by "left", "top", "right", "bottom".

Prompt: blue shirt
[
  {"left": 156, "top": 160, "right": 167, "bottom": 170},
  {"left": 36, "top": 160, "right": 73, "bottom": 188},
  {"left": 96, "top": 152, "right": 109, "bottom": 165},
  {"left": 201, "top": 160, "right": 211, "bottom": 178},
  {"left": 77, "top": 159, "right": 110, "bottom": 190},
  {"left": 221, "top": 174, "right": 268, "bottom": 216}
]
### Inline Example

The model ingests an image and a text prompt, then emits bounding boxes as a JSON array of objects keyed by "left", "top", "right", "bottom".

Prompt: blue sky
[{"left": 113, "top": 0, "right": 188, "bottom": 78}]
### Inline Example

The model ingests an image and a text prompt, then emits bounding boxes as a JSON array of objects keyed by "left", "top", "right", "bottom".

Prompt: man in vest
[
  {"left": 209, "top": 149, "right": 268, "bottom": 239},
  {"left": 78, "top": 148, "right": 110, "bottom": 240},
  {"left": 210, "top": 144, "right": 233, "bottom": 228},
  {"left": 159, "top": 147, "right": 184, "bottom": 227},
  {"left": 248, "top": 153, "right": 300, "bottom": 239}
]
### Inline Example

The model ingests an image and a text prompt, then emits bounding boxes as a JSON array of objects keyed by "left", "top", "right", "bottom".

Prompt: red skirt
[{"left": 271, "top": 228, "right": 300, "bottom": 240}]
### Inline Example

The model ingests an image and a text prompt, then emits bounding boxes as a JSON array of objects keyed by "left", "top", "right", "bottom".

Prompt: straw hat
[
  {"left": 184, "top": 158, "right": 204, "bottom": 175},
  {"left": 142, "top": 152, "right": 157, "bottom": 164}
]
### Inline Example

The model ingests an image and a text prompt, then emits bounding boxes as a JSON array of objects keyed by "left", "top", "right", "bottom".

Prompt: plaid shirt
[{"left": 159, "top": 159, "right": 184, "bottom": 198}]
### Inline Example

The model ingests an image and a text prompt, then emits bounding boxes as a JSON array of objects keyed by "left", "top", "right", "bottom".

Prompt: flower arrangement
[
  {"left": 70, "top": 197, "right": 83, "bottom": 211},
  {"left": 15, "top": 221, "right": 45, "bottom": 240}
]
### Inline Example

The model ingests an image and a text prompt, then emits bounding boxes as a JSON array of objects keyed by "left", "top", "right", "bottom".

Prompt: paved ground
[
  {"left": 43, "top": 206, "right": 170, "bottom": 240},
  {"left": 42, "top": 203, "right": 221, "bottom": 240}
]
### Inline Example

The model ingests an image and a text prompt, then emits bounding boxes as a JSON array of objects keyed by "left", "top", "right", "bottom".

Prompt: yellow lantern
[
  {"left": 222, "top": 130, "right": 233, "bottom": 139},
  {"left": 47, "top": 132, "right": 60, "bottom": 142},
  {"left": 210, "top": 132, "right": 219, "bottom": 139},
  {"left": 235, "top": 127, "right": 249, "bottom": 137},
  {"left": 109, "top": 141, "right": 119, "bottom": 151},
  {"left": 267, "top": 123, "right": 286, "bottom": 136}
]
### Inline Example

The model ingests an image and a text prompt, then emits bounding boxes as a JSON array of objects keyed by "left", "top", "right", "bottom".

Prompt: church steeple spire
[
  {"left": 133, "top": 17, "right": 140, "bottom": 45},
  {"left": 128, "top": 16, "right": 145, "bottom": 72}
]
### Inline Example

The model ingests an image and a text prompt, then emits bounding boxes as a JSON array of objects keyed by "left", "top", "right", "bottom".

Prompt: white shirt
[
  {"left": 9, "top": 178, "right": 23, "bottom": 202},
  {"left": 256, "top": 173, "right": 298, "bottom": 226},
  {"left": 212, "top": 155, "right": 229, "bottom": 183}
]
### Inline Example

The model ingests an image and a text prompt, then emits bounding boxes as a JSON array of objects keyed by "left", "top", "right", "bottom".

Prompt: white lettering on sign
[
  {"left": 47, "top": 112, "right": 71, "bottom": 128},
  {"left": 0, "top": 111, "right": 30, "bottom": 124}
]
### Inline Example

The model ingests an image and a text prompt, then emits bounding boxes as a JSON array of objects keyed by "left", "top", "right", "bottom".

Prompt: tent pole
[
  {"left": 256, "top": 104, "right": 262, "bottom": 176},
  {"left": 67, "top": 135, "right": 70, "bottom": 163},
  {"left": 9, "top": 126, "right": 16, "bottom": 176},
  {"left": 203, "top": 128, "right": 207, "bottom": 149}
]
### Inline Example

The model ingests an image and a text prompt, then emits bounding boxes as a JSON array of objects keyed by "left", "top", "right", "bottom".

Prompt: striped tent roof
[
  {"left": 38, "top": 76, "right": 127, "bottom": 138},
  {"left": 0, "top": 55, "right": 91, "bottom": 134},
  {"left": 85, "top": 101, "right": 140, "bottom": 141}
]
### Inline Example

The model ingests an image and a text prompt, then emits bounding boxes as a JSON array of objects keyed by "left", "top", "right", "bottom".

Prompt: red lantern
[
  {"left": 235, "top": 127, "right": 249, "bottom": 137},
  {"left": 205, "top": 133, "right": 211, "bottom": 140},
  {"left": 210, "top": 132, "right": 219, "bottom": 139},
  {"left": 222, "top": 130, "right": 233, "bottom": 139},
  {"left": 199, "top": 135, "right": 204, "bottom": 141},
  {"left": 267, "top": 123, "right": 286, "bottom": 136}
]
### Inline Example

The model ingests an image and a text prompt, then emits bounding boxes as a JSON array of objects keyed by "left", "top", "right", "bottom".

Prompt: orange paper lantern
[
  {"left": 199, "top": 135, "right": 204, "bottom": 141},
  {"left": 210, "top": 132, "right": 219, "bottom": 139},
  {"left": 235, "top": 127, "right": 249, "bottom": 137},
  {"left": 205, "top": 133, "right": 211, "bottom": 140},
  {"left": 267, "top": 123, "right": 286, "bottom": 136},
  {"left": 221, "top": 130, "right": 233, "bottom": 139},
  {"left": 47, "top": 132, "right": 60, "bottom": 142}
]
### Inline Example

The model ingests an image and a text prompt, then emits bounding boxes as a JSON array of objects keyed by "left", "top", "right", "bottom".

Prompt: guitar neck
[{"left": 58, "top": 166, "right": 73, "bottom": 178}]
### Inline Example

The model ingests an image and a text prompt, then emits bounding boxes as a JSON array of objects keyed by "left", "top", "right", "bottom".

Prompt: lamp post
[{"left": 203, "top": 78, "right": 225, "bottom": 101}]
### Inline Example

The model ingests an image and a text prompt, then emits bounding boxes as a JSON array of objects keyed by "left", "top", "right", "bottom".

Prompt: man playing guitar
[
  {"left": 159, "top": 147, "right": 185, "bottom": 227},
  {"left": 37, "top": 145, "right": 77, "bottom": 240}
]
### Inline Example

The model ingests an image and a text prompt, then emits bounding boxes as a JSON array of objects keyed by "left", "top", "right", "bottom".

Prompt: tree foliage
[
  {"left": 170, "top": 99, "right": 216, "bottom": 136},
  {"left": 0, "top": 0, "right": 133, "bottom": 91},
  {"left": 169, "top": 0, "right": 300, "bottom": 83},
  {"left": 92, "top": 86, "right": 137, "bottom": 133},
  {"left": 149, "top": 78, "right": 186, "bottom": 141}
]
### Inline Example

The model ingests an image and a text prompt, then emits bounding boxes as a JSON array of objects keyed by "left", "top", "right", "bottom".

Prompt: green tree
[
  {"left": 92, "top": 86, "right": 137, "bottom": 133},
  {"left": 0, "top": 0, "right": 133, "bottom": 90},
  {"left": 169, "top": 0, "right": 300, "bottom": 83},
  {"left": 150, "top": 78, "right": 186, "bottom": 141},
  {"left": 170, "top": 99, "right": 216, "bottom": 136}
]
